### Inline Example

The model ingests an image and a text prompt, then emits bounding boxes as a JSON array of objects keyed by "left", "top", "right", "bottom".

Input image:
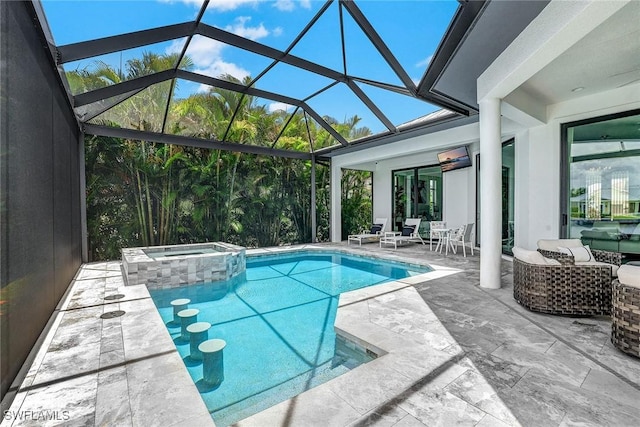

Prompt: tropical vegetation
[{"left": 73, "top": 52, "right": 372, "bottom": 261}]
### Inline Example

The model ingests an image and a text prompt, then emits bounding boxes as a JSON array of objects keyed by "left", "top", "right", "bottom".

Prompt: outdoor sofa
[
  {"left": 512, "top": 239, "right": 621, "bottom": 316},
  {"left": 580, "top": 221, "right": 640, "bottom": 255}
]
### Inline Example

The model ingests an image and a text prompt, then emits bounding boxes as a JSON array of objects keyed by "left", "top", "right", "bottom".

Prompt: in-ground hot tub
[{"left": 121, "top": 242, "right": 246, "bottom": 290}]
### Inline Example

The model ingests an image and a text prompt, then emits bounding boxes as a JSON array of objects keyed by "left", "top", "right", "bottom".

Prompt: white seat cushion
[
  {"left": 617, "top": 265, "right": 640, "bottom": 288},
  {"left": 512, "top": 247, "right": 560, "bottom": 266},
  {"left": 575, "top": 261, "right": 619, "bottom": 277},
  {"left": 537, "top": 239, "right": 583, "bottom": 252}
]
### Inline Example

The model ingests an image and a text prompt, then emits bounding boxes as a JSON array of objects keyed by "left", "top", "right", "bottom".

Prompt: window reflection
[
  {"left": 392, "top": 166, "right": 442, "bottom": 236},
  {"left": 567, "top": 111, "right": 640, "bottom": 256}
]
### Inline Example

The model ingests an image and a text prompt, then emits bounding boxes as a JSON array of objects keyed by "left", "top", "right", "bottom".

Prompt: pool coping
[
  {"left": 236, "top": 245, "right": 465, "bottom": 425},
  {"left": 1, "top": 262, "right": 215, "bottom": 427},
  {"left": 2, "top": 244, "right": 463, "bottom": 427}
]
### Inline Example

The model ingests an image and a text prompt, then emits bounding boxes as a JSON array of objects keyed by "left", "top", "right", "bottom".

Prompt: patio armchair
[
  {"left": 348, "top": 218, "right": 388, "bottom": 245},
  {"left": 449, "top": 223, "right": 475, "bottom": 257},
  {"left": 379, "top": 218, "right": 425, "bottom": 249},
  {"left": 611, "top": 264, "right": 640, "bottom": 358},
  {"left": 512, "top": 243, "right": 619, "bottom": 316}
]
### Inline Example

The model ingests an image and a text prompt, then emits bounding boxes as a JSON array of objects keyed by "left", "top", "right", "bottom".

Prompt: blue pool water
[{"left": 150, "top": 251, "right": 430, "bottom": 426}]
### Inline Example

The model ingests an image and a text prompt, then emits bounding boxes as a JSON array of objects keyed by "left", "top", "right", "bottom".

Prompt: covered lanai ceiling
[{"left": 34, "top": 0, "right": 487, "bottom": 160}]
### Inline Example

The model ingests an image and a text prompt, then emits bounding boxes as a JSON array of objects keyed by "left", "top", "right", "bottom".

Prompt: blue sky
[{"left": 42, "top": 0, "right": 458, "bottom": 134}]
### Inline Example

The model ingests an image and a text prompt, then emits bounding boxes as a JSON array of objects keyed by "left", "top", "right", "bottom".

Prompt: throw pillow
[
  {"left": 512, "top": 247, "right": 561, "bottom": 265},
  {"left": 370, "top": 223, "right": 383, "bottom": 234},
  {"left": 557, "top": 245, "right": 593, "bottom": 262},
  {"left": 401, "top": 225, "right": 415, "bottom": 237}
]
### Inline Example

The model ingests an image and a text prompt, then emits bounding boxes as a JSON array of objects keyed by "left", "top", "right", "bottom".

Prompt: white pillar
[
  {"left": 479, "top": 98, "right": 502, "bottom": 289},
  {"left": 330, "top": 163, "right": 342, "bottom": 242}
]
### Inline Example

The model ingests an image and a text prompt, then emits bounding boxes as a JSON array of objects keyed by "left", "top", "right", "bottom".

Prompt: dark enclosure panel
[{"left": 0, "top": 1, "right": 82, "bottom": 402}]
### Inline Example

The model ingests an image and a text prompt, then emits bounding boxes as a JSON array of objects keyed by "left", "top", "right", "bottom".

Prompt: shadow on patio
[{"left": 240, "top": 243, "right": 640, "bottom": 426}]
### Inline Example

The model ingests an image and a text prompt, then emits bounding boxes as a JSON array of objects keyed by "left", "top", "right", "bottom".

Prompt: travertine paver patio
[{"left": 2, "top": 243, "right": 640, "bottom": 427}]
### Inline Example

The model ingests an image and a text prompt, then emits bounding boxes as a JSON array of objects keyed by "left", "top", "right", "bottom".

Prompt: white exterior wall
[
  {"left": 372, "top": 167, "right": 392, "bottom": 227},
  {"left": 331, "top": 82, "right": 639, "bottom": 245},
  {"left": 443, "top": 167, "right": 474, "bottom": 231},
  {"left": 330, "top": 123, "right": 481, "bottom": 241}
]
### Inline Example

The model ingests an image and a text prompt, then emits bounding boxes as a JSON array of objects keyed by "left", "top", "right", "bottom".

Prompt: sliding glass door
[
  {"left": 562, "top": 110, "right": 640, "bottom": 257},
  {"left": 392, "top": 165, "right": 442, "bottom": 236},
  {"left": 502, "top": 141, "right": 515, "bottom": 254}
]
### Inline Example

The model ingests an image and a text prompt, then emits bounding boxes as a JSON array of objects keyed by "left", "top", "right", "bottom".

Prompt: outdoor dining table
[{"left": 432, "top": 228, "right": 455, "bottom": 255}]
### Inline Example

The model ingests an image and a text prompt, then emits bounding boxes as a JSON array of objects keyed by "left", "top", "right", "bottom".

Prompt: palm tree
[{"left": 80, "top": 52, "right": 375, "bottom": 258}]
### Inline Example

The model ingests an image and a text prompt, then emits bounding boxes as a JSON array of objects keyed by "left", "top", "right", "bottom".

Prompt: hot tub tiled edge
[{"left": 122, "top": 242, "right": 246, "bottom": 290}]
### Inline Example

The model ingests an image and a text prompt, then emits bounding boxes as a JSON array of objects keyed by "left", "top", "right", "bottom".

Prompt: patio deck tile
[
  {"left": 475, "top": 413, "right": 513, "bottom": 427},
  {"left": 235, "top": 385, "right": 362, "bottom": 427},
  {"left": 580, "top": 367, "right": 640, "bottom": 408},
  {"left": 444, "top": 368, "right": 521, "bottom": 426},
  {"left": 346, "top": 404, "right": 412, "bottom": 427},
  {"left": 326, "top": 356, "right": 415, "bottom": 415},
  {"left": 11, "top": 372, "right": 98, "bottom": 427},
  {"left": 4, "top": 242, "right": 640, "bottom": 427},
  {"left": 397, "top": 386, "right": 487, "bottom": 426},
  {"left": 95, "top": 366, "right": 131, "bottom": 427}
]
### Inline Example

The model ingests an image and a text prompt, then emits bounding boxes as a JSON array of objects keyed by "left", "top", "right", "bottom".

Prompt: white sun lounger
[
  {"left": 348, "top": 218, "right": 388, "bottom": 245},
  {"left": 379, "top": 218, "right": 425, "bottom": 249}
]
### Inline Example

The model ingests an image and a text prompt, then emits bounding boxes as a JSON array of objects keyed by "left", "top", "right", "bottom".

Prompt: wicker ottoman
[{"left": 611, "top": 265, "right": 640, "bottom": 358}]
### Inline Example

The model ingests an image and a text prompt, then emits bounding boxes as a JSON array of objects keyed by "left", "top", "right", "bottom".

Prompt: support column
[
  {"left": 310, "top": 155, "right": 317, "bottom": 243},
  {"left": 79, "top": 131, "right": 88, "bottom": 263},
  {"left": 330, "top": 163, "right": 342, "bottom": 242},
  {"left": 479, "top": 98, "right": 502, "bottom": 289}
]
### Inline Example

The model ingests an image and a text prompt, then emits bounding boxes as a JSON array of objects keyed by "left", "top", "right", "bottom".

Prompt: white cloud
[
  {"left": 163, "top": 0, "right": 310, "bottom": 12},
  {"left": 196, "top": 60, "right": 251, "bottom": 83},
  {"left": 416, "top": 54, "right": 434, "bottom": 68},
  {"left": 268, "top": 102, "right": 294, "bottom": 113},
  {"left": 273, "top": 0, "right": 311, "bottom": 11},
  {"left": 164, "top": 9, "right": 277, "bottom": 83},
  {"left": 168, "top": 36, "right": 225, "bottom": 68},
  {"left": 207, "top": 0, "right": 259, "bottom": 12},
  {"left": 273, "top": 0, "right": 294, "bottom": 11},
  {"left": 159, "top": 0, "right": 209, "bottom": 8},
  {"left": 168, "top": 36, "right": 249, "bottom": 82},
  {"left": 225, "top": 17, "right": 269, "bottom": 41}
]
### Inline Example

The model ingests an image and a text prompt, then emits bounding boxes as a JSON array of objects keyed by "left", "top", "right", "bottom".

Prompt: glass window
[
  {"left": 392, "top": 165, "right": 442, "bottom": 236},
  {"left": 502, "top": 141, "right": 515, "bottom": 254},
  {"left": 564, "top": 111, "right": 640, "bottom": 256}
]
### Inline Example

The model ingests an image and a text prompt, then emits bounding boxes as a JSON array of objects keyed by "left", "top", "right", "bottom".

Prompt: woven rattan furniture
[
  {"left": 611, "top": 265, "right": 640, "bottom": 358},
  {"left": 537, "top": 248, "right": 622, "bottom": 266},
  {"left": 513, "top": 247, "right": 620, "bottom": 316}
]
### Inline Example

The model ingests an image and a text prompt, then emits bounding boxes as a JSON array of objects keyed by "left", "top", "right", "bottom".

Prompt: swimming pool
[{"left": 150, "top": 250, "right": 431, "bottom": 426}]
